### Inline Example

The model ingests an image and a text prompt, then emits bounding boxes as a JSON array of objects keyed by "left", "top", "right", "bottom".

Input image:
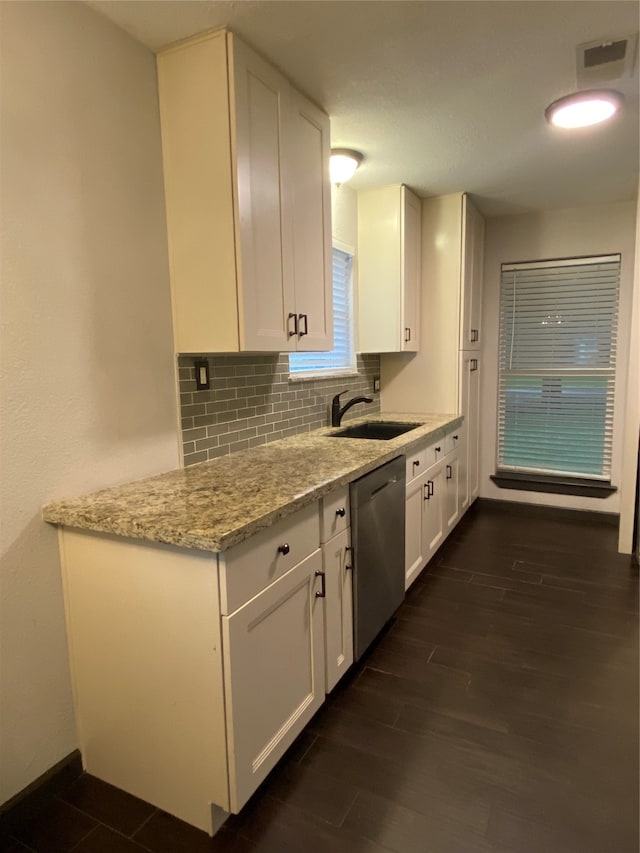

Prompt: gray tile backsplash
[{"left": 178, "top": 353, "right": 381, "bottom": 466}]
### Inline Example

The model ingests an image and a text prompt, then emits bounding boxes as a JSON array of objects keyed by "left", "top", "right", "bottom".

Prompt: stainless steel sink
[{"left": 330, "top": 421, "right": 421, "bottom": 440}]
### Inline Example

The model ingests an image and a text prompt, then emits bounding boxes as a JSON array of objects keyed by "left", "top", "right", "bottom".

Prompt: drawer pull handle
[
  {"left": 446, "top": 464, "right": 453, "bottom": 480},
  {"left": 336, "top": 507, "right": 346, "bottom": 518},
  {"left": 277, "top": 543, "right": 290, "bottom": 556},
  {"left": 315, "top": 570, "right": 326, "bottom": 598},
  {"left": 453, "top": 435, "right": 458, "bottom": 441},
  {"left": 435, "top": 446, "right": 441, "bottom": 454},
  {"left": 413, "top": 460, "right": 420, "bottom": 468}
]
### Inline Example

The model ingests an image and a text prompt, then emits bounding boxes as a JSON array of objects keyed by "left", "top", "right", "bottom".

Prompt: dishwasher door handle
[{"left": 370, "top": 475, "right": 400, "bottom": 498}]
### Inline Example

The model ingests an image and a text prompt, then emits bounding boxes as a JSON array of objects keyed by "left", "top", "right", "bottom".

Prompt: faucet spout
[{"left": 331, "top": 390, "right": 374, "bottom": 427}]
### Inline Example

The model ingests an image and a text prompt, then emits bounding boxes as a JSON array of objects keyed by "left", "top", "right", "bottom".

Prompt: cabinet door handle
[
  {"left": 315, "top": 570, "right": 326, "bottom": 598},
  {"left": 336, "top": 507, "right": 346, "bottom": 518},
  {"left": 277, "top": 543, "right": 290, "bottom": 555},
  {"left": 446, "top": 464, "right": 452, "bottom": 480},
  {"left": 288, "top": 313, "right": 298, "bottom": 338},
  {"left": 470, "top": 358, "right": 478, "bottom": 372},
  {"left": 453, "top": 435, "right": 459, "bottom": 441},
  {"left": 413, "top": 460, "right": 420, "bottom": 469},
  {"left": 470, "top": 328, "right": 479, "bottom": 342},
  {"left": 298, "top": 313, "right": 308, "bottom": 337},
  {"left": 428, "top": 479, "right": 434, "bottom": 497},
  {"left": 435, "top": 446, "right": 441, "bottom": 454},
  {"left": 405, "top": 327, "right": 411, "bottom": 342},
  {"left": 345, "top": 545, "right": 352, "bottom": 571},
  {"left": 423, "top": 483, "right": 430, "bottom": 501}
]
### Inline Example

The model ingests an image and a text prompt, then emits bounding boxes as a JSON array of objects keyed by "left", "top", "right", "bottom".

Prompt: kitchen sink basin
[{"left": 330, "top": 421, "right": 421, "bottom": 440}]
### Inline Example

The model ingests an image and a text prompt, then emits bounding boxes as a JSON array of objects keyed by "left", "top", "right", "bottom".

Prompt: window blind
[
  {"left": 497, "top": 255, "right": 620, "bottom": 480},
  {"left": 289, "top": 247, "right": 356, "bottom": 376}
]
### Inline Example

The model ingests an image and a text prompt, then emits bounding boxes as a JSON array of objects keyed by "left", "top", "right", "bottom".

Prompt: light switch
[{"left": 194, "top": 359, "right": 210, "bottom": 391}]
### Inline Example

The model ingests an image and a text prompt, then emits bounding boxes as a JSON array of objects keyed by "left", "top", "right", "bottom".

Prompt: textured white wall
[
  {"left": 479, "top": 200, "right": 637, "bottom": 513},
  {"left": 0, "top": 1, "right": 180, "bottom": 803}
]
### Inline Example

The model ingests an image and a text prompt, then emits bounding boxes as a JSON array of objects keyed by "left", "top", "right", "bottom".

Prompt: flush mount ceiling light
[
  {"left": 545, "top": 88, "right": 624, "bottom": 128},
  {"left": 330, "top": 148, "right": 364, "bottom": 185}
]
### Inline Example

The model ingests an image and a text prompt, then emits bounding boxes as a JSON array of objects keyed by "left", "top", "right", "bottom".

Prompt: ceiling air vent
[{"left": 576, "top": 34, "right": 638, "bottom": 85}]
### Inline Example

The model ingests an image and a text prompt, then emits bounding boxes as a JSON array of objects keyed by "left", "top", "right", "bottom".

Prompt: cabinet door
[
  {"left": 424, "top": 464, "right": 445, "bottom": 560},
  {"left": 460, "top": 352, "right": 481, "bottom": 506},
  {"left": 230, "top": 34, "right": 295, "bottom": 352},
  {"left": 444, "top": 455, "right": 459, "bottom": 532},
  {"left": 288, "top": 89, "right": 333, "bottom": 352},
  {"left": 222, "top": 549, "right": 324, "bottom": 812},
  {"left": 401, "top": 186, "right": 421, "bottom": 352},
  {"left": 323, "top": 528, "right": 353, "bottom": 692},
  {"left": 405, "top": 472, "right": 427, "bottom": 590},
  {"left": 460, "top": 194, "right": 484, "bottom": 351},
  {"left": 467, "top": 354, "right": 481, "bottom": 503}
]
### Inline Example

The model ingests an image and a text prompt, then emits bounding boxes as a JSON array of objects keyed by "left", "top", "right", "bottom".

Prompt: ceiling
[{"left": 88, "top": 0, "right": 639, "bottom": 217}]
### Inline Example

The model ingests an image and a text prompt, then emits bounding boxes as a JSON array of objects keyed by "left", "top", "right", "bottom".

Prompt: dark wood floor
[{"left": 2, "top": 499, "right": 638, "bottom": 853}]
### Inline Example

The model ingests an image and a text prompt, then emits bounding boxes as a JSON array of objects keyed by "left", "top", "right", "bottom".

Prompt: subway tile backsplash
[{"left": 178, "top": 353, "right": 381, "bottom": 466}]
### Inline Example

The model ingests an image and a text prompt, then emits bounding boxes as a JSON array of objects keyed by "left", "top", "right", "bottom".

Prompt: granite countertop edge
[{"left": 43, "top": 413, "right": 463, "bottom": 553}]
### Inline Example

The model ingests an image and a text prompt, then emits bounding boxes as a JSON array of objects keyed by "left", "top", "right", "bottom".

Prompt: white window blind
[
  {"left": 289, "top": 247, "right": 356, "bottom": 377},
  {"left": 497, "top": 255, "right": 620, "bottom": 480}
]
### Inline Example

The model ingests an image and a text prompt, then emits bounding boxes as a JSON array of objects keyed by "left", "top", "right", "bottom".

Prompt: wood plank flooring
[{"left": 2, "top": 499, "right": 638, "bottom": 853}]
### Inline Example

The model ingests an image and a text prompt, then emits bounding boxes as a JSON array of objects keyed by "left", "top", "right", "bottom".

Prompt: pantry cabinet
[
  {"left": 380, "top": 192, "right": 484, "bottom": 507},
  {"left": 157, "top": 30, "right": 332, "bottom": 354},
  {"left": 357, "top": 185, "right": 421, "bottom": 352}
]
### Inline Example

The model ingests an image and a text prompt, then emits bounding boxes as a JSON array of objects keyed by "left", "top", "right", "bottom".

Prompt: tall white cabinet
[
  {"left": 157, "top": 30, "right": 333, "bottom": 354},
  {"left": 380, "top": 192, "right": 484, "bottom": 508}
]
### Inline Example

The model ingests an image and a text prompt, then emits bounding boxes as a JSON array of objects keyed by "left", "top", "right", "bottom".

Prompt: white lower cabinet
[
  {"left": 404, "top": 429, "right": 461, "bottom": 589},
  {"left": 443, "top": 455, "right": 459, "bottom": 533},
  {"left": 322, "top": 527, "right": 354, "bottom": 691},
  {"left": 320, "top": 486, "right": 354, "bottom": 692},
  {"left": 424, "top": 462, "right": 446, "bottom": 559},
  {"left": 58, "top": 498, "right": 355, "bottom": 836},
  {"left": 222, "top": 549, "right": 325, "bottom": 811}
]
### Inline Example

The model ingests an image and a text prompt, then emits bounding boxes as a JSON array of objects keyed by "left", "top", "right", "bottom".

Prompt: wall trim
[{"left": 0, "top": 750, "right": 82, "bottom": 827}]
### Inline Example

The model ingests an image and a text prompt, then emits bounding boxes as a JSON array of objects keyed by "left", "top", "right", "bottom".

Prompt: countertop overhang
[{"left": 42, "top": 413, "right": 463, "bottom": 552}]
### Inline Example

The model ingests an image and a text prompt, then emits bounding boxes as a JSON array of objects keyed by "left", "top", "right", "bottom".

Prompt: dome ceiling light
[
  {"left": 330, "top": 149, "right": 364, "bottom": 185},
  {"left": 545, "top": 89, "right": 624, "bottom": 128}
]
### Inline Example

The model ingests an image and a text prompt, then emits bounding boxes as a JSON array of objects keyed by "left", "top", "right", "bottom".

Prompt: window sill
[{"left": 490, "top": 471, "right": 617, "bottom": 499}]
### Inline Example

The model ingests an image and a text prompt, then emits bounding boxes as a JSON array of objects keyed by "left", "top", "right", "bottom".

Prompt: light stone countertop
[{"left": 43, "top": 413, "right": 463, "bottom": 552}]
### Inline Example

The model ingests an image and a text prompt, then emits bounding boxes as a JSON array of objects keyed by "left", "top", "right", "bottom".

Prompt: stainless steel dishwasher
[{"left": 350, "top": 456, "right": 406, "bottom": 660}]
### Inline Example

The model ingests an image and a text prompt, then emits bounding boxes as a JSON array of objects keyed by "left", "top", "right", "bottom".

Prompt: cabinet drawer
[
  {"left": 219, "top": 502, "right": 320, "bottom": 615},
  {"left": 405, "top": 444, "right": 429, "bottom": 485},
  {"left": 426, "top": 438, "right": 445, "bottom": 468},
  {"left": 444, "top": 429, "right": 462, "bottom": 456},
  {"left": 320, "top": 487, "right": 350, "bottom": 543}
]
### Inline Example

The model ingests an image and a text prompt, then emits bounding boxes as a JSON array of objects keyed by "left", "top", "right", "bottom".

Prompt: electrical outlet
[{"left": 194, "top": 359, "right": 210, "bottom": 390}]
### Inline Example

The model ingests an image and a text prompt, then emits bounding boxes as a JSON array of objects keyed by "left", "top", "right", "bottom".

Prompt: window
[
  {"left": 496, "top": 255, "right": 620, "bottom": 482},
  {"left": 289, "top": 245, "right": 356, "bottom": 378}
]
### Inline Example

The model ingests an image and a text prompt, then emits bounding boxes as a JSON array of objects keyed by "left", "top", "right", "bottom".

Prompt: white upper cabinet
[
  {"left": 357, "top": 185, "right": 421, "bottom": 353},
  {"left": 157, "top": 30, "right": 332, "bottom": 353},
  {"left": 460, "top": 194, "right": 485, "bottom": 350}
]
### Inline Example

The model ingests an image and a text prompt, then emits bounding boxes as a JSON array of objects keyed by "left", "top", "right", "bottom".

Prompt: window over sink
[{"left": 289, "top": 243, "right": 356, "bottom": 379}]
